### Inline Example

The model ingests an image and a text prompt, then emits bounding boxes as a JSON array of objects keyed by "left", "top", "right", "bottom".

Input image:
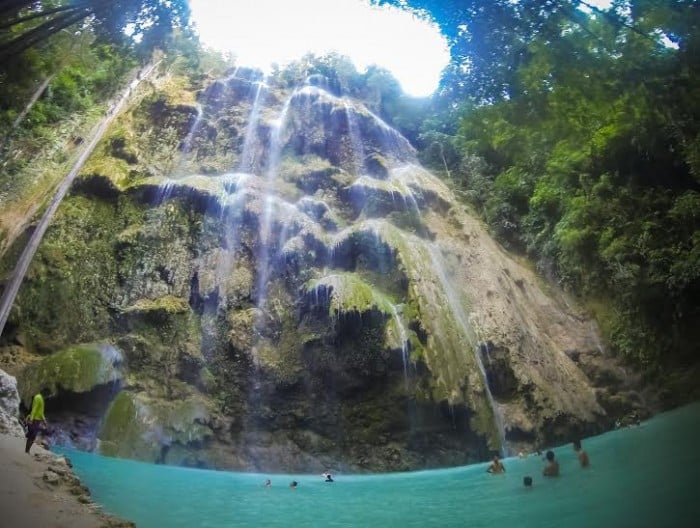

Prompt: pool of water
[{"left": 60, "top": 402, "right": 700, "bottom": 528}]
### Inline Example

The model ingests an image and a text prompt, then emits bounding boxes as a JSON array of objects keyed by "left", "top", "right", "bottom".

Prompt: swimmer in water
[
  {"left": 486, "top": 455, "right": 506, "bottom": 474},
  {"left": 543, "top": 450, "right": 560, "bottom": 477},
  {"left": 573, "top": 439, "right": 590, "bottom": 468},
  {"left": 523, "top": 476, "right": 533, "bottom": 488},
  {"left": 265, "top": 479, "right": 271, "bottom": 487},
  {"left": 289, "top": 481, "right": 298, "bottom": 489}
]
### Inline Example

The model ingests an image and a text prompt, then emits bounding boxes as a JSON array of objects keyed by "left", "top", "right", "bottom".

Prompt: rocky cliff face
[
  {"left": 0, "top": 368, "right": 24, "bottom": 437},
  {"left": 0, "top": 67, "right": 645, "bottom": 472}
]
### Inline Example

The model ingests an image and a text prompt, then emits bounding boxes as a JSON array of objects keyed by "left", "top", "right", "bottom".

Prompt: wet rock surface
[{"left": 0, "top": 69, "right": 653, "bottom": 472}]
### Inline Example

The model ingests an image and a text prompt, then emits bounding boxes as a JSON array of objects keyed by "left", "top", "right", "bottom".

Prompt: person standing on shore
[{"left": 24, "top": 388, "right": 49, "bottom": 454}]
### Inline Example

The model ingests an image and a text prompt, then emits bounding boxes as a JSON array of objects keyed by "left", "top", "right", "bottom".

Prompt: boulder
[
  {"left": 18, "top": 343, "right": 124, "bottom": 406},
  {"left": 0, "top": 368, "right": 24, "bottom": 436}
]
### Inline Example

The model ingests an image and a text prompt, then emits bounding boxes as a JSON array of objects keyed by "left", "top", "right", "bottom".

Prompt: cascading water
[
  {"left": 0, "top": 65, "right": 156, "bottom": 337},
  {"left": 180, "top": 104, "right": 203, "bottom": 155},
  {"left": 167, "top": 77, "right": 510, "bottom": 463},
  {"left": 343, "top": 100, "right": 365, "bottom": 175},
  {"left": 426, "top": 245, "right": 508, "bottom": 455},
  {"left": 389, "top": 304, "right": 410, "bottom": 390},
  {"left": 238, "top": 81, "right": 267, "bottom": 173},
  {"left": 254, "top": 96, "right": 292, "bottom": 312}
]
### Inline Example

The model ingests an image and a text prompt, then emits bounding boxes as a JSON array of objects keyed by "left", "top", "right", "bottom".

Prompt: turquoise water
[{"left": 61, "top": 403, "right": 700, "bottom": 528}]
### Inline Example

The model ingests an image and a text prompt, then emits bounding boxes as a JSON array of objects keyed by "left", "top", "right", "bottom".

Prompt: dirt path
[{"left": 0, "top": 433, "right": 133, "bottom": 528}]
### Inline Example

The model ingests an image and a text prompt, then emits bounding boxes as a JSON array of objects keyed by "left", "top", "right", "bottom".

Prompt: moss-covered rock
[
  {"left": 98, "top": 389, "right": 213, "bottom": 463},
  {"left": 18, "top": 343, "right": 123, "bottom": 406},
  {"left": 122, "top": 295, "right": 190, "bottom": 316},
  {"left": 227, "top": 307, "right": 261, "bottom": 352},
  {"left": 303, "top": 272, "right": 394, "bottom": 318},
  {"left": 347, "top": 175, "right": 418, "bottom": 217}
]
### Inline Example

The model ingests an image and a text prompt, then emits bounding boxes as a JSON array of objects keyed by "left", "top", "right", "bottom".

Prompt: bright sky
[{"left": 189, "top": 0, "right": 450, "bottom": 97}]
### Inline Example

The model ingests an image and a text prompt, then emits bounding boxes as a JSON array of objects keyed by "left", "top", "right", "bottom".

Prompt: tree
[
  {"left": 376, "top": 0, "right": 700, "bottom": 366},
  {"left": 0, "top": 0, "right": 190, "bottom": 63}
]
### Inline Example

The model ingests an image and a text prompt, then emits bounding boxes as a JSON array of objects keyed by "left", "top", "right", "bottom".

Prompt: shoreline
[{"left": 0, "top": 432, "right": 134, "bottom": 528}]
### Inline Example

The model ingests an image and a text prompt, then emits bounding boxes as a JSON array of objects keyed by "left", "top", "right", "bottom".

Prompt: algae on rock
[{"left": 18, "top": 343, "right": 123, "bottom": 406}]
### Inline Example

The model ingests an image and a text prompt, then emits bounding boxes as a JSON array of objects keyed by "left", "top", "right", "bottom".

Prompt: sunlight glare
[{"left": 189, "top": 0, "right": 450, "bottom": 97}]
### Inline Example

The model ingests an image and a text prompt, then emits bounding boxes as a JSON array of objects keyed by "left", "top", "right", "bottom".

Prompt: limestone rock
[
  {"left": 42, "top": 470, "right": 61, "bottom": 485},
  {"left": 17, "top": 343, "right": 124, "bottom": 407},
  {"left": 0, "top": 368, "right": 24, "bottom": 437}
]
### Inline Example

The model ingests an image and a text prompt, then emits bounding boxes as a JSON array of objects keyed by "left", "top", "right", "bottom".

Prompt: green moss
[
  {"left": 227, "top": 307, "right": 260, "bottom": 352},
  {"left": 99, "top": 389, "right": 213, "bottom": 462},
  {"left": 470, "top": 396, "right": 501, "bottom": 451},
  {"left": 280, "top": 155, "right": 354, "bottom": 195},
  {"left": 80, "top": 155, "right": 132, "bottom": 188},
  {"left": 116, "top": 224, "right": 147, "bottom": 245},
  {"left": 327, "top": 220, "right": 488, "bottom": 411},
  {"left": 14, "top": 195, "right": 121, "bottom": 351},
  {"left": 364, "top": 153, "right": 389, "bottom": 178},
  {"left": 408, "top": 335, "right": 425, "bottom": 361},
  {"left": 198, "top": 367, "right": 217, "bottom": 393},
  {"left": 98, "top": 392, "right": 146, "bottom": 458},
  {"left": 350, "top": 175, "right": 414, "bottom": 201},
  {"left": 18, "top": 343, "right": 123, "bottom": 406},
  {"left": 304, "top": 272, "right": 394, "bottom": 318},
  {"left": 123, "top": 295, "right": 190, "bottom": 315}
]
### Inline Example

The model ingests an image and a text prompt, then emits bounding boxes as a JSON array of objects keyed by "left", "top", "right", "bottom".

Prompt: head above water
[
  {"left": 546, "top": 450, "right": 555, "bottom": 461},
  {"left": 523, "top": 476, "right": 533, "bottom": 487}
]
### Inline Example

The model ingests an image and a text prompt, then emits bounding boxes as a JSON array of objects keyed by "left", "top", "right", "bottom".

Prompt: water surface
[{"left": 62, "top": 402, "right": 700, "bottom": 527}]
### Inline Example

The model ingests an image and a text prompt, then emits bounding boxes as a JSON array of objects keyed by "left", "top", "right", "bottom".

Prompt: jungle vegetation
[{"left": 378, "top": 0, "right": 700, "bottom": 371}]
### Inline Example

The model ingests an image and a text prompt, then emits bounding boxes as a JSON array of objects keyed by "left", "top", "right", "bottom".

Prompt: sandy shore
[{"left": 0, "top": 433, "right": 134, "bottom": 528}]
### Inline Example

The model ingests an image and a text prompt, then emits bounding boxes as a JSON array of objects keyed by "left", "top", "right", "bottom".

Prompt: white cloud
[{"left": 189, "top": 0, "right": 450, "bottom": 97}]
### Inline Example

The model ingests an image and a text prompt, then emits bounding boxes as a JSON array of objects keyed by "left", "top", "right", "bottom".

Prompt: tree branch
[
  {"left": 0, "top": 8, "right": 91, "bottom": 61},
  {"left": 0, "top": 2, "right": 91, "bottom": 31}
]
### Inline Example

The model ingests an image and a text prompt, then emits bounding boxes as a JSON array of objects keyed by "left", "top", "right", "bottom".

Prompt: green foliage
[
  {"left": 0, "top": 0, "right": 191, "bottom": 63},
  {"left": 400, "top": 0, "right": 700, "bottom": 367}
]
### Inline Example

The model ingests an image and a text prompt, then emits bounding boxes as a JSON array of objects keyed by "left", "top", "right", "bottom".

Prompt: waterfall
[
  {"left": 363, "top": 108, "right": 417, "bottom": 163},
  {"left": 390, "top": 304, "right": 410, "bottom": 390},
  {"left": 426, "top": 245, "right": 508, "bottom": 455},
  {"left": 180, "top": 104, "right": 203, "bottom": 155},
  {"left": 254, "top": 96, "right": 292, "bottom": 311},
  {"left": 0, "top": 64, "right": 158, "bottom": 339},
  {"left": 238, "top": 81, "right": 267, "bottom": 173},
  {"left": 343, "top": 100, "right": 365, "bottom": 175}
]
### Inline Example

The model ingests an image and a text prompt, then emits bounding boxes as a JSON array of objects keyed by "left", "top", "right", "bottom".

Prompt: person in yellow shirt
[{"left": 25, "top": 388, "right": 49, "bottom": 454}]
